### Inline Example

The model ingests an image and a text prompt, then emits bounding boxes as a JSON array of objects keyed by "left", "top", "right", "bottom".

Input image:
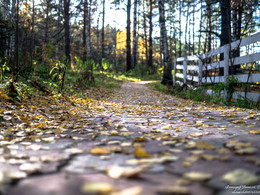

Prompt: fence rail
[{"left": 173, "top": 32, "right": 260, "bottom": 102}]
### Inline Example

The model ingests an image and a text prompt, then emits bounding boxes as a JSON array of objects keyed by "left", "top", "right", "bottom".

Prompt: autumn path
[{"left": 1, "top": 81, "right": 260, "bottom": 195}]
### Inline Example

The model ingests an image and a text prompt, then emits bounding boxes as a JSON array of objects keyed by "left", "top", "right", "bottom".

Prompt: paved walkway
[{"left": 1, "top": 81, "right": 260, "bottom": 195}]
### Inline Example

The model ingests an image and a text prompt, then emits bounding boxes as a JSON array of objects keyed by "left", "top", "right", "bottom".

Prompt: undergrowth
[{"left": 149, "top": 81, "right": 259, "bottom": 110}]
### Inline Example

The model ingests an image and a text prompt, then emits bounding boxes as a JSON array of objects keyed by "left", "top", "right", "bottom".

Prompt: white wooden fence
[{"left": 173, "top": 32, "right": 260, "bottom": 102}]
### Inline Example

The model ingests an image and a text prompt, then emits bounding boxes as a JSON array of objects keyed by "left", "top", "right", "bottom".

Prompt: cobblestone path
[{"left": 1, "top": 81, "right": 260, "bottom": 195}]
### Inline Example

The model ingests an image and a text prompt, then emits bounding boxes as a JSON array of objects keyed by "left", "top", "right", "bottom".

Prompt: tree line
[{"left": 0, "top": 0, "right": 259, "bottom": 88}]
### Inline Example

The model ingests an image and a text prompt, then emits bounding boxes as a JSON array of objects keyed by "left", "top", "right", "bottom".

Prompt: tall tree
[
  {"left": 142, "top": 0, "right": 148, "bottom": 69},
  {"left": 126, "top": 0, "right": 131, "bottom": 71},
  {"left": 132, "top": 0, "right": 138, "bottom": 69},
  {"left": 14, "top": 0, "right": 19, "bottom": 78},
  {"left": 220, "top": 0, "right": 231, "bottom": 47},
  {"left": 148, "top": 0, "right": 153, "bottom": 72},
  {"left": 82, "top": 0, "right": 87, "bottom": 62},
  {"left": 159, "top": 0, "right": 172, "bottom": 84},
  {"left": 101, "top": 0, "right": 105, "bottom": 65},
  {"left": 64, "top": 0, "right": 71, "bottom": 62}
]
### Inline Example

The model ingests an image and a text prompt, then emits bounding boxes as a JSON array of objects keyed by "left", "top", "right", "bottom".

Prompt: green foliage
[
  {"left": 185, "top": 87, "right": 207, "bottom": 102},
  {"left": 225, "top": 75, "right": 239, "bottom": 102},
  {"left": 0, "top": 60, "right": 10, "bottom": 83},
  {"left": 102, "top": 58, "right": 111, "bottom": 71},
  {"left": 235, "top": 95, "right": 255, "bottom": 109},
  {"left": 211, "top": 83, "right": 226, "bottom": 105},
  {"left": 49, "top": 60, "right": 67, "bottom": 92}
]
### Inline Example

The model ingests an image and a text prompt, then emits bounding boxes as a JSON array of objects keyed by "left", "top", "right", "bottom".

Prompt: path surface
[{"left": 1, "top": 81, "right": 260, "bottom": 195}]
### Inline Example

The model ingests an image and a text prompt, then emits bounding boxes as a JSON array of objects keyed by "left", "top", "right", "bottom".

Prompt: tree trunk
[
  {"left": 220, "top": 0, "right": 231, "bottom": 47},
  {"left": 45, "top": 0, "right": 50, "bottom": 44},
  {"left": 159, "top": 0, "right": 172, "bottom": 85},
  {"left": 148, "top": 0, "right": 153, "bottom": 73},
  {"left": 83, "top": 0, "right": 87, "bottom": 62},
  {"left": 126, "top": 0, "right": 131, "bottom": 72},
  {"left": 178, "top": 0, "right": 182, "bottom": 57},
  {"left": 14, "top": 0, "right": 19, "bottom": 79},
  {"left": 86, "top": 0, "right": 91, "bottom": 57},
  {"left": 102, "top": 0, "right": 105, "bottom": 64},
  {"left": 143, "top": 0, "right": 148, "bottom": 70},
  {"left": 132, "top": 0, "right": 138, "bottom": 69},
  {"left": 184, "top": 1, "right": 190, "bottom": 57},
  {"left": 206, "top": 0, "right": 212, "bottom": 52},
  {"left": 64, "top": 0, "right": 70, "bottom": 62}
]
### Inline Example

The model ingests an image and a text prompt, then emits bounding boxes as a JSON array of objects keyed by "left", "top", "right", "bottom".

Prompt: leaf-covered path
[{"left": 1, "top": 81, "right": 260, "bottom": 195}]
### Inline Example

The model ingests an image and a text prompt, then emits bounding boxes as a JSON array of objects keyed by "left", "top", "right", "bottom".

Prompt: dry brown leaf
[{"left": 133, "top": 137, "right": 147, "bottom": 142}]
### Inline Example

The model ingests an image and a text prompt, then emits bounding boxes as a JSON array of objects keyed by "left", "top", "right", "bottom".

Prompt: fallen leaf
[
  {"left": 249, "top": 130, "right": 260, "bottom": 134},
  {"left": 184, "top": 172, "right": 212, "bottom": 181},
  {"left": 157, "top": 186, "right": 190, "bottom": 195},
  {"left": 81, "top": 182, "right": 115, "bottom": 194},
  {"left": 112, "top": 186, "right": 142, "bottom": 195},
  {"left": 133, "top": 137, "right": 147, "bottom": 142},
  {"left": 221, "top": 169, "right": 258, "bottom": 185},
  {"left": 134, "top": 144, "right": 149, "bottom": 158},
  {"left": 235, "top": 147, "right": 257, "bottom": 155},
  {"left": 19, "top": 163, "right": 41, "bottom": 173},
  {"left": 196, "top": 141, "right": 216, "bottom": 150},
  {"left": 201, "top": 154, "right": 218, "bottom": 161},
  {"left": 245, "top": 157, "right": 260, "bottom": 166},
  {"left": 190, "top": 132, "right": 203, "bottom": 137},
  {"left": 90, "top": 147, "right": 111, "bottom": 155},
  {"left": 106, "top": 165, "right": 146, "bottom": 179}
]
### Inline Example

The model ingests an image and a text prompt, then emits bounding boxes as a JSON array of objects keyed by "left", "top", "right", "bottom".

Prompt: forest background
[{"left": 0, "top": 0, "right": 259, "bottom": 105}]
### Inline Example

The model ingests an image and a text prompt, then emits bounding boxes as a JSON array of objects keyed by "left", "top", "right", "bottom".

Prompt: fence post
[
  {"left": 223, "top": 45, "right": 230, "bottom": 100},
  {"left": 198, "top": 57, "right": 203, "bottom": 86},
  {"left": 183, "top": 57, "right": 187, "bottom": 86},
  {"left": 173, "top": 59, "right": 177, "bottom": 86}
]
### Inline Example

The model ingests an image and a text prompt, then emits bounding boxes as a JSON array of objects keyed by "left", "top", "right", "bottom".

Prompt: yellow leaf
[
  {"left": 134, "top": 144, "right": 149, "bottom": 158},
  {"left": 182, "top": 161, "right": 192, "bottom": 167},
  {"left": 110, "top": 130, "right": 119, "bottom": 136},
  {"left": 134, "top": 137, "right": 147, "bottom": 142},
  {"left": 81, "top": 182, "right": 115, "bottom": 194},
  {"left": 90, "top": 147, "right": 111, "bottom": 155},
  {"left": 249, "top": 130, "right": 260, "bottom": 134},
  {"left": 233, "top": 120, "right": 243, "bottom": 124},
  {"left": 182, "top": 118, "right": 187, "bottom": 122},
  {"left": 175, "top": 126, "right": 182, "bottom": 132},
  {"left": 196, "top": 141, "right": 216, "bottom": 150},
  {"left": 151, "top": 130, "right": 162, "bottom": 133}
]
